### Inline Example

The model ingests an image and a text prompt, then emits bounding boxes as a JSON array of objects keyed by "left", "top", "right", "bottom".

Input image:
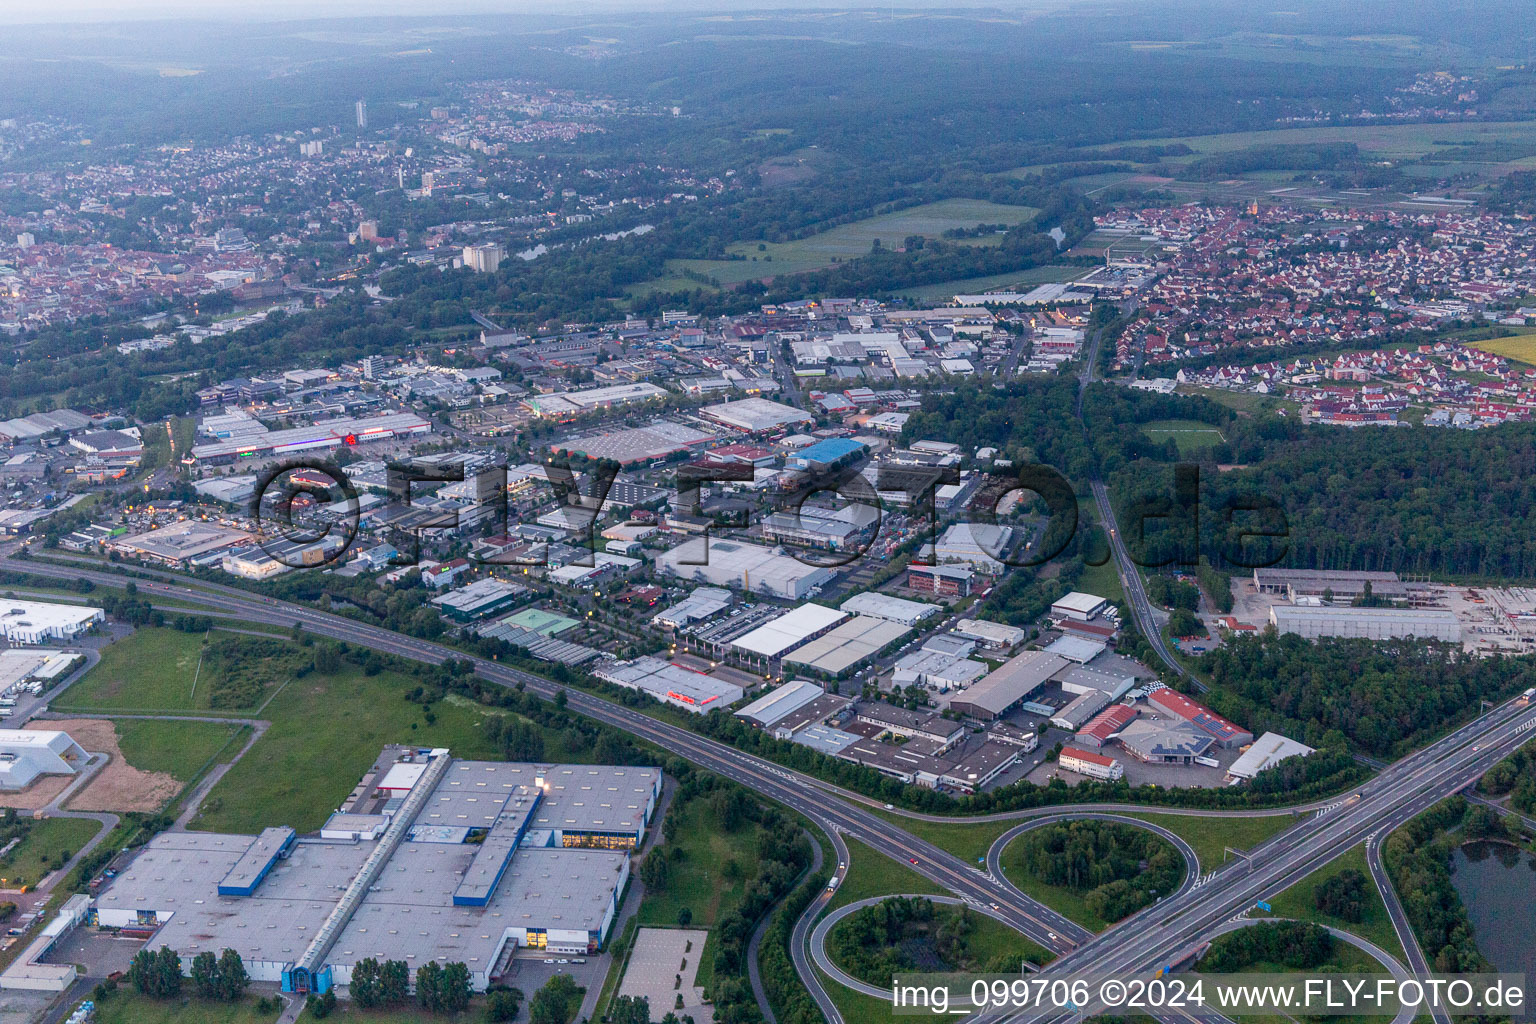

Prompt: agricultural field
[
  {"left": 57, "top": 628, "right": 215, "bottom": 713},
  {"left": 898, "top": 264, "right": 1086, "bottom": 303},
  {"left": 1467, "top": 328, "right": 1536, "bottom": 365},
  {"left": 114, "top": 718, "right": 248, "bottom": 782},
  {"left": 661, "top": 198, "right": 1040, "bottom": 286},
  {"left": 1141, "top": 418, "right": 1228, "bottom": 454}
]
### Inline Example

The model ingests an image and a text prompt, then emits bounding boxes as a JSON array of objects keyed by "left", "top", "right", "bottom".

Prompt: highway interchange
[
  {"left": 4, "top": 324, "right": 1534, "bottom": 1024},
  {"left": 6, "top": 541, "right": 1536, "bottom": 1024}
]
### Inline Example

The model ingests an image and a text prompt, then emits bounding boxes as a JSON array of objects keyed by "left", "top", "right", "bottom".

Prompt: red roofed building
[
  {"left": 1059, "top": 746, "right": 1124, "bottom": 781},
  {"left": 1147, "top": 688, "right": 1253, "bottom": 748},
  {"left": 1078, "top": 705, "right": 1139, "bottom": 749}
]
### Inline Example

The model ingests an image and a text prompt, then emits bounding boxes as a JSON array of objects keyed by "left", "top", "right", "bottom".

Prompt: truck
[{"left": 1519, "top": 688, "right": 1536, "bottom": 707}]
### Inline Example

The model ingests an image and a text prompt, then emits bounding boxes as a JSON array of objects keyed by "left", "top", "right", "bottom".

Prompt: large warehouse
[
  {"left": 730, "top": 603, "right": 848, "bottom": 661},
  {"left": 0, "top": 601, "right": 104, "bottom": 644},
  {"left": 655, "top": 538, "right": 836, "bottom": 600},
  {"left": 950, "top": 650, "right": 1068, "bottom": 720},
  {"left": 783, "top": 615, "right": 911, "bottom": 677},
  {"left": 91, "top": 753, "right": 659, "bottom": 996},
  {"left": 699, "top": 397, "right": 815, "bottom": 433},
  {"left": 593, "top": 657, "right": 744, "bottom": 712},
  {"left": 1269, "top": 605, "right": 1461, "bottom": 642},
  {"left": 187, "top": 412, "right": 431, "bottom": 463}
]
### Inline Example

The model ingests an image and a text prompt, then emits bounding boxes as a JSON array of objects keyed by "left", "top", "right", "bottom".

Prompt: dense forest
[
  {"left": 1199, "top": 632, "right": 1536, "bottom": 756},
  {"left": 1005, "top": 820, "right": 1184, "bottom": 923}
]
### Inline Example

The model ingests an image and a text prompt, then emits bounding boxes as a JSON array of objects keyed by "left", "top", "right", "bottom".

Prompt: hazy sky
[{"left": 0, "top": 0, "right": 956, "bottom": 22}]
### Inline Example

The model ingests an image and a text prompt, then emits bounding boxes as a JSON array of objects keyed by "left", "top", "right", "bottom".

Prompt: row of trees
[
  {"left": 1382, "top": 797, "right": 1494, "bottom": 974},
  {"left": 1200, "top": 920, "right": 1337, "bottom": 972},
  {"left": 127, "top": 946, "right": 247, "bottom": 1002}
]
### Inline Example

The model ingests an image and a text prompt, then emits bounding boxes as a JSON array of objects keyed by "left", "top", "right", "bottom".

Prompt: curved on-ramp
[
  {"left": 811, "top": 901, "right": 1414, "bottom": 1024},
  {"left": 986, "top": 812, "right": 1203, "bottom": 919}
]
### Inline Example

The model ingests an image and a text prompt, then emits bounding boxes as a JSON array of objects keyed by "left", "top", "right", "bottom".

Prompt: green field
[
  {"left": 636, "top": 797, "right": 759, "bottom": 932},
  {"left": 93, "top": 995, "right": 283, "bottom": 1024},
  {"left": 898, "top": 264, "right": 1086, "bottom": 303},
  {"left": 1113, "top": 120, "right": 1536, "bottom": 163},
  {"left": 58, "top": 628, "right": 213, "bottom": 713},
  {"left": 0, "top": 817, "right": 103, "bottom": 888},
  {"left": 660, "top": 199, "right": 1040, "bottom": 286},
  {"left": 1118, "top": 812, "right": 1302, "bottom": 874},
  {"left": 828, "top": 836, "right": 943, "bottom": 911},
  {"left": 1075, "top": 556, "right": 1126, "bottom": 605},
  {"left": 826, "top": 896, "right": 1051, "bottom": 980},
  {"left": 1254, "top": 843, "right": 1406, "bottom": 961},
  {"left": 1466, "top": 328, "right": 1536, "bottom": 365},
  {"left": 997, "top": 824, "right": 1185, "bottom": 932},
  {"left": 1141, "top": 418, "right": 1228, "bottom": 454},
  {"left": 189, "top": 666, "right": 583, "bottom": 835},
  {"left": 114, "top": 718, "right": 248, "bottom": 781}
]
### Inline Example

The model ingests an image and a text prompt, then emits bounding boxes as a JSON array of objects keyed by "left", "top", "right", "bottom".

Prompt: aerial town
[{"left": 1, "top": 5, "right": 1536, "bottom": 1024}]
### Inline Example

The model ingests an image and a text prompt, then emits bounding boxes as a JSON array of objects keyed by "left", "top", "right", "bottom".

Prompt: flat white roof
[
  {"left": 784, "top": 616, "right": 911, "bottom": 675},
  {"left": 1053, "top": 592, "right": 1108, "bottom": 614},
  {"left": 838, "top": 592, "right": 941, "bottom": 626},
  {"left": 730, "top": 604, "right": 847, "bottom": 658},
  {"left": 734, "top": 679, "right": 825, "bottom": 727},
  {"left": 1227, "top": 732, "right": 1315, "bottom": 780}
]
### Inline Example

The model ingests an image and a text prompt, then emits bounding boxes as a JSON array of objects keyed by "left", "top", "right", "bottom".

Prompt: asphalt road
[{"left": 12, "top": 550, "right": 1536, "bottom": 1024}]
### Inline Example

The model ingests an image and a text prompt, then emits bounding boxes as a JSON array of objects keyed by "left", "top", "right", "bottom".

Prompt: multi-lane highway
[{"left": 9, "top": 547, "right": 1535, "bottom": 1024}]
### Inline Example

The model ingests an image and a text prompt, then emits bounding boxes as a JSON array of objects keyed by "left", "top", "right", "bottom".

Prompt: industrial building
[
  {"left": 430, "top": 579, "right": 529, "bottom": 622},
  {"left": 1043, "top": 635, "right": 1107, "bottom": 664},
  {"left": 521, "top": 383, "right": 668, "bottom": 418},
  {"left": 892, "top": 650, "right": 987, "bottom": 692},
  {"left": 1269, "top": 605, "right": 1461, "bottom": 642},
  {"left": 953, "top": 618, "right": 1026, "bottom": 650},
  {"left": 0, "top": 730, "right": 88, "bottom": 790},
  {"left": 107, "top": 521, "right": 253, "bottom": 566},
  {"left": 1058, "top": 746, "right": 1124, "bottom": 781},
  {"left": 593, "top": 657, "right": 744, "bottom": 713},
  {"left": 1226, "top": 732, "right": 1315, "bottom": 781},
  {"left": 699, "top": 397, "right": 815, "bottom": 433},
  {"left": 1115, "top": 719, "right": 1214, "bottom": 764},
  {"left": 838, "top": 592, "right": 941, "bottom": 627},
  {"left": 932, "top": 523, "right": 1013, "bottom": 573},
  {"left": 760, "top": 505, "right": 878, "bottom": 552},
  {"left": 0, "top": 602, "right": 102, "bottom": 644},
  {"left": 187, "top": 412, "right": 432, "bottom": 463},
  {"left": 784, "top": 615, "right": 911, "bottom": 677},
  {"left": 1253, "top": 568, "right": 1406, "bottom": 602},
  {"left": 553, "top": 421, "right": 712, "bottom": 466},
  {"left": 651, "top": 588, "right": 734, "bottom": 630},
  {"left": 1076, "top": 705, "right": 1139, "bottom": 750},
  {"left": 1146, "top": 687, "right": 1253, "bottom": 748},
  {"left": 1051, "top": 592, "right": 1110, "bottom": 622},
  {"left": 949, "top": 650, "right": 1069, "bottom": 720},
  {"left": 729, "top": 603, "right": 848, "bottom": 662},
  {"left": 91, "top": 753, "right": 658, "bottom": 996},
  {"left": 785, "top": 437, "right": 868, "bottom": 472},
  {"left": 655, "top": 539, "right": 836, "bottom": 600},
  {"left": 734, "top": 680, "right": 829, "bottom": 729},
  {"left": 905, "top": 563, "right": 972, "bottom": 597}
]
